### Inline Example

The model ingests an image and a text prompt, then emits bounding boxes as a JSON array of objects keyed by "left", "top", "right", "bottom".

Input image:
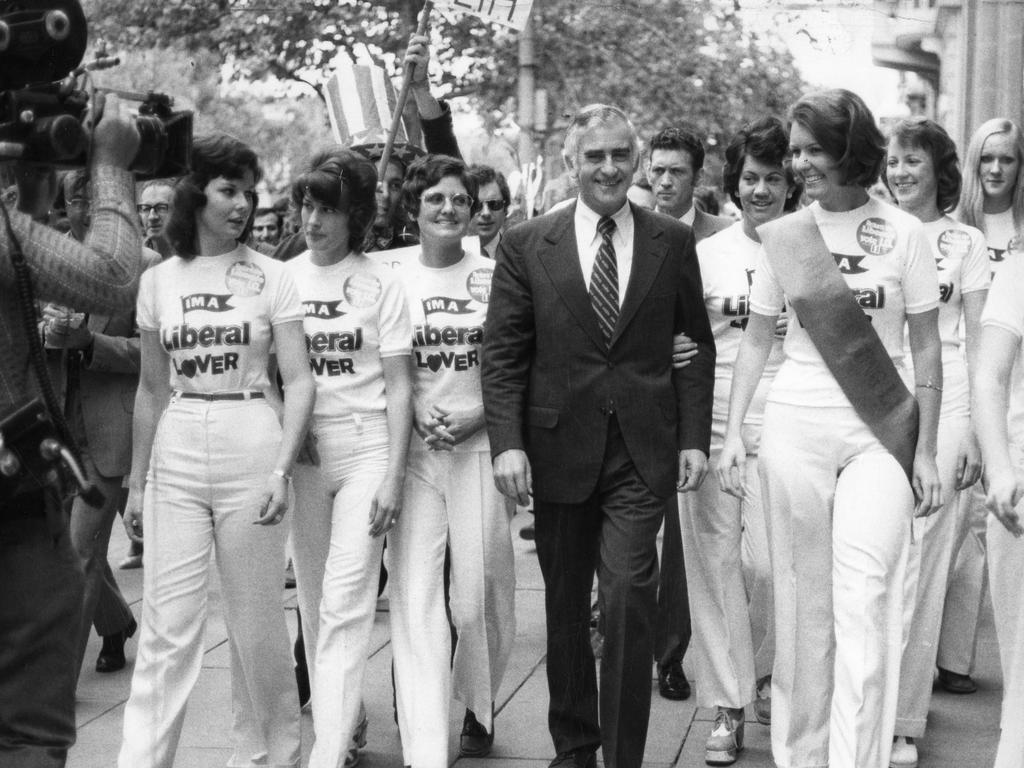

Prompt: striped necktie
[{"left": 590, "top": 215, "right": 619, "bottom": 345}]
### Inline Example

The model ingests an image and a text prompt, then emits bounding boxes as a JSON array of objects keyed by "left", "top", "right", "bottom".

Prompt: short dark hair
[
  {"left": 648, "top": 126, "right": 705, "bottom": 174},
  {"left": 467, "top": 164, "right": 510, "bottom": 207},
  {"left": 723, "top": 116, "right": 801, "bottom": 212},
  {"left": 165, "top": 133, "right": 262, "bottom": 259},
  {"left": 788, "top": 89, "right": 885, "bottom": 188},
  {"left": 884, "top": 117, "right": 962, "bottom": 214},
  {"left": 401, "top": 155, "right": 480, "bottom": 220},
  {"left": 290, "top": 147, "right": 378, "bottom": 252},
  {"left": 254, "top": 206, "right": 282, "bottom": 224}
]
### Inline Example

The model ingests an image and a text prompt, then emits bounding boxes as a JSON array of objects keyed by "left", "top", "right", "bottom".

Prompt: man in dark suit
[
  {"left": 646, "top": 126, "right": 732, "bottom": 700},
  {"left": 482, "top": 104, "right": 715, "bottom": 768}
]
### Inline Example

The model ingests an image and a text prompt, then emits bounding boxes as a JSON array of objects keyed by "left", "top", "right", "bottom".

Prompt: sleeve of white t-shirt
[
  {"left": 981, "top": 253, "right": 1024, "bottom": 338},
  {"left": 961, "top": 228, "right": 992, "bottom": 295},
  {"left": 268, "top": 262, "right": 304, "bottom": 325},
  {"left": 377, "top": 272, "right": 413, "bottom": 357},
  {"left": 135, "top": 265, "right": 159, "bottom": 332},
  {"left": 749, "top": 245, "right": 784, "bottom": 316},
  {"left": 901, "top": 223, "right": 941, "bottom": 314}
]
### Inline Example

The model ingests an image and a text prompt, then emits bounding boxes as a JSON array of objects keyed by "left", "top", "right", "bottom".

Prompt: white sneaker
[{"left": 889, "top": 736, "right": 918, "bottom": 768}]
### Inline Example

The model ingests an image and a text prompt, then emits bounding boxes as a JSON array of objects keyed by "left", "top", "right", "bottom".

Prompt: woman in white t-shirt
[
  {"left": 119, "top": 134, "right": 315, "bottom": 768},
  {"left": 937, "top": 119, "right": 1024, "bottom": 697},
  {"left": 957, "top": 118, "right": 1024, "bottom": 270},
  {"left": 387, "top": 155, "right": 515, "bottom": 767},
  {"left": 718, "top": 89, "right": 942, "bottom": 768},
  {"left": 883, "top": 116, "right": 990, "bottom": 767},
  {"left": 973, "top": 247, "right": 1024, "bottom": 768},
  {"left": 679, "top": 116, "right": 797, "bottom": 764},
  {"left": 285, "top": 149, "right": 413, "bottom": 768}
]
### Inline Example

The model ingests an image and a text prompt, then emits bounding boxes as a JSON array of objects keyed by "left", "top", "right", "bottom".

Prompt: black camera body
[{"left": 0, "top": 0, "right": 192, "bottom": 178}]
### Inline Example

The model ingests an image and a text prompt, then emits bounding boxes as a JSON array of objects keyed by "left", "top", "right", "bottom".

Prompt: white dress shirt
[{"left": 574, "top": 198, "right": 634, "bottom": 308}]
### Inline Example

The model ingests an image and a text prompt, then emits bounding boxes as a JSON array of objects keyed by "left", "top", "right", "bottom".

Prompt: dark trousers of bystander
[
  {"left": 0, "top": 486, "right": 84, "bottom": 768},
  {"left": 534, "top": 416, "right": 666, "bottom": 768}
]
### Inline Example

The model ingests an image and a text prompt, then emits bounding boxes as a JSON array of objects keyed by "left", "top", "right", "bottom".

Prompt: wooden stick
[{"left": 378, "top": 0, "right": 434, "bottom": 180}]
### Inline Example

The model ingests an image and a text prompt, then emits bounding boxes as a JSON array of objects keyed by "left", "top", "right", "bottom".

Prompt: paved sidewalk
[{"left": 70, "top": 512, "right": 1002, "bottom": 768}]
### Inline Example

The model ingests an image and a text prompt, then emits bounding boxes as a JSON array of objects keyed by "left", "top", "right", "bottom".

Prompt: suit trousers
[
  {"left": 680, "top": 422, "right": 773, "bottom": 709},
  {"left": 70, "top": 451, "right": 135, "bottom": 674},
  {"left": 534, "top": 416, "right": 665, "bottom": 768},
  {"left": 290, "top": 413, "right": 389, "bottom": 768},
  {"left": 895, "top": 413, "right": 970, "bottom": 736},
  {"left": 388, "top": 447, "right": 516, "bottom": 768},
  {"left": 655, "top": 494, "right": 691, "bottom": 670},
  {"left": 988, "top": 455, "right": 1024, "bottom": 768},
  {"left": 936, "top": 485, "right": 988, "bottom": 675},
  {"left": 118, "top": 397, "right": 300, "bottom": 768},
  {"left": 759, "top": 403, "right": 911, "bottom": 768},
  {"left": 0, "top": 487, "right": 84, "bottom": 768}
]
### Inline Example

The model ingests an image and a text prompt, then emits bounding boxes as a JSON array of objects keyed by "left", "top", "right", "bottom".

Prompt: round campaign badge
[
  {"left": 344, "top": 273, "right": 383, "bottom": 308},
  {"left": 856, "top": 218, "right": 897, "bottom": 256},
  {"left": 937, "top": 229, "right": 973, "bottom": 260},
  {"left": 466, "top": 268, "right": 493, "bottom": 304},
  {"left": 225, "top": 261, "right": 266, "bottom": 297}
]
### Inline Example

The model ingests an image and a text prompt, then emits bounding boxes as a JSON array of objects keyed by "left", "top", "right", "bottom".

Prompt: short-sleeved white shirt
[
  {"left": 137, "top": 245, "right": 303, "bottom": 393},
  {"left": 400, "top": 251, "right": 493, "bottom": 454},
  {"left": 984, "top": 209, "right": 1018, "bottom": 275},
  {"left": 749, "top": 199, "right": 940, "bottom": 408},
  {"left": 286, "top": 251, "right": 411, "bottom": 420},
  {"left": 980, "top": 251, "right": 1024, "bottom": 447},
  {"left": 697, "top": 222, "right": 784, "bottom": 426}
]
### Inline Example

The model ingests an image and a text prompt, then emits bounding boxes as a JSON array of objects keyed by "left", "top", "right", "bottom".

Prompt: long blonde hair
[{"left": 956, "top": 118, "right": 1024, "bottom": 230}]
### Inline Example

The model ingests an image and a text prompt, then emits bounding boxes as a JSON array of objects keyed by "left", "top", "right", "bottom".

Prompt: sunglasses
[
  {"left": 420, "top": 192, "right": 472, "bottom": 210},
  {"left": 478, "top": 199, "right": 507, "bottom": 212}
]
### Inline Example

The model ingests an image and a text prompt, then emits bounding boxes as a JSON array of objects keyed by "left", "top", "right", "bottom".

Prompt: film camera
[{"left": 0, "top": 0, "right": 192, "bottom": 178}]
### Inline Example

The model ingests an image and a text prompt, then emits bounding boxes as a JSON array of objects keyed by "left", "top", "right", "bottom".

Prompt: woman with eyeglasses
[
  {"left": 384, "top": 155, "right": 516, "bottom": 767},
  {"left": 118, "top": 133, "right": 314, "bottom": 768},
  {"left": 883, "top": 116, "right": 989, "bottom": 768},
  {"left": 285, "top": 147, "right": 413, "bottom": 768}
]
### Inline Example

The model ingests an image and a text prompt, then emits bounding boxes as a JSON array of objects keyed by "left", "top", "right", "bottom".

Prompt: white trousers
[
  {"left": 759, "top": 403, "right": 912, "bottom": 768},
  {"left": 895, "top": 413, "right": 970, "bottom": 736},
  {"left": 937, "top": 484, "right": 988, "bottom": 674},
  {"left": 118, "top": 397, "right": 300, "bottom": 768},
  {"left": 989, "top": 478, "right": 1024, "bottom": 768},
  {"left": 680, "top": 422, "right": 773, "bottom": 709},
  {"left": 388, "top": 448, "right": 515, "bottom": 768},
  {"left": 291, "top": 413, "right": 390, "bottom": 768}
]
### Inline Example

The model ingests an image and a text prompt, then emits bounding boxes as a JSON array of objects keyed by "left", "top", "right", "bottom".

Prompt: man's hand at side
[
  {"left": 676, "top": 448, "right": 708, "bottom": 492},
  {"left": 493, "top": 449, "right": 532, "bottom": 507}
]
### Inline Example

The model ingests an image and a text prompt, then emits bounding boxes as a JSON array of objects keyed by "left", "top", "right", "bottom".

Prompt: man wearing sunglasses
[{"left": 468, "top": 165, "right": 510, "bottom": 260}]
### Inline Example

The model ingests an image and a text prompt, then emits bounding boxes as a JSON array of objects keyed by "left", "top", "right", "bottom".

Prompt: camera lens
[{"left": 44, "top": 10, "right": 71, "bottom": 42}]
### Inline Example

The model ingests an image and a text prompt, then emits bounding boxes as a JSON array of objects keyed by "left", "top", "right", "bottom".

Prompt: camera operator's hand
[
  {"left": 42, "top": 304, "right": 91, "bottom": 350},
  {"left": 89, "top": 93, "right": 141, "bottom": 169}
]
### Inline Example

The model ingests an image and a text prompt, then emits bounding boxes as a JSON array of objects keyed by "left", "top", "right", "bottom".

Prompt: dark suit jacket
[
  {"left": 482, "top": 202, "right": 715, "bottom": 504},
  {"left": 50, "top": 249, "right": 160, "bottom": 478}
]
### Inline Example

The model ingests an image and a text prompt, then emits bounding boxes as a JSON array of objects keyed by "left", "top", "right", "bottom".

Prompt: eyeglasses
[
  {"left": 68, "top": 197, "right": 91, "bottom": 211},
  {"left": 478, "top": 199, "right": 507, "bottom": 212},
  {"left": 137, "top": 203, "right": 170, "bottom": 215},
  {"left": 420, "top": 192, "right": 472, "bottom": 210}
]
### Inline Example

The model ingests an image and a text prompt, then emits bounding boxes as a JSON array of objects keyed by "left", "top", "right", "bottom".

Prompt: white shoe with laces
[{"left": 889, "top": 735, "right": 918, "bottom": 768}]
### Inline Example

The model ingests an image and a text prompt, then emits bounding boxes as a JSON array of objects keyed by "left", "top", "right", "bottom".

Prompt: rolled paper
[{"left": 758, "top": 208, "right": 919, "bottom": 480}]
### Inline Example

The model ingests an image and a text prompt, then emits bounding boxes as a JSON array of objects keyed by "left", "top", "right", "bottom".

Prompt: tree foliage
[{"left": 83, "top": 0, "right": 805, "bottom": 151}]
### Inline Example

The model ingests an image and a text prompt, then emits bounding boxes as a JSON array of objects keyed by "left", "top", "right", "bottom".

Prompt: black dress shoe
[
  {"left": 937, "top": 666, "right": 978, "bottom": 694},
  {"left": 549, "top": 748, "right": 597, "bottom": 768},
  {"left": 96, "top": 617, "right": 137, "bottom": 673},
  {"left": 658, "top": 660, "right": 691, "bottom": 700},
  {"left": 460, "top": 708, "right": 494, "bottom": 757}
]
